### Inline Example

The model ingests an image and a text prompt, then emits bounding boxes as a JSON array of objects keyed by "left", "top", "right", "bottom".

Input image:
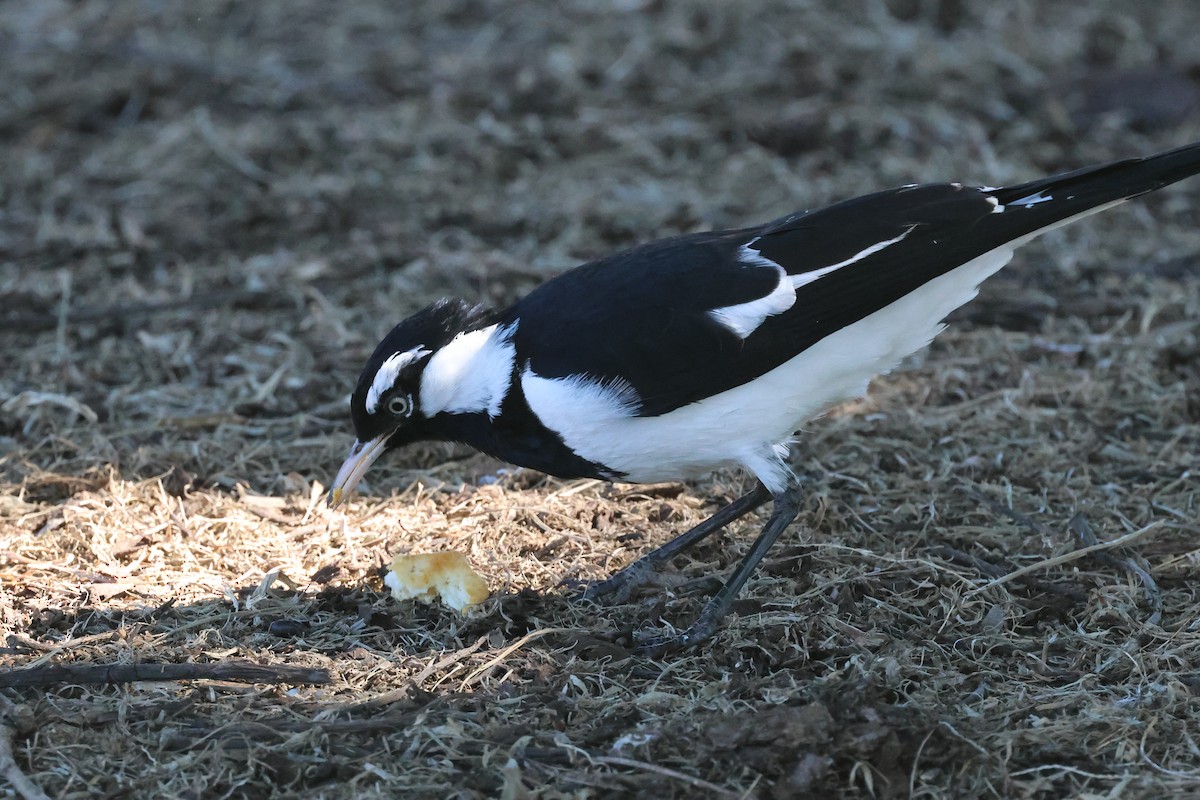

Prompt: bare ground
[{"left": 2, "top": 1, "right": 1200, "bottom": 798}]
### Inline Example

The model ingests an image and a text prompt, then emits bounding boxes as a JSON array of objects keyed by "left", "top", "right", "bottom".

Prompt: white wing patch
[
  {"left": 711, "top": 226, "right": 918, "bottom": 339},
  {"left": 792, "top": 225, "right": 916, "bottom": 289},
  {"left": 366, "top": 347, "right": 429, "bottom": 414},
  {"left": 420, "top": 322, "right": 517, "bottom": 418},
  {"left": 736, "top": 239, "right": 782, "bottom": 270},
  {"left": 1010, "top": 190, "right": 1053, "bottom": 208},
  {"left": 708, "top": 262, "right": 797, "bottom": 339}
]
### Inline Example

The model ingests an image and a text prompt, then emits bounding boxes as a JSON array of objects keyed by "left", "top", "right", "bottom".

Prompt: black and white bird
[{"left": 330, "top": 142, "right": 1200, "bottom": 648}]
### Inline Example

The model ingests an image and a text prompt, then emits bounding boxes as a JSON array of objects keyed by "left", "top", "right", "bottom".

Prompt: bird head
[{"left": 329, "top": 298, "right": 497, "bottom": 506}]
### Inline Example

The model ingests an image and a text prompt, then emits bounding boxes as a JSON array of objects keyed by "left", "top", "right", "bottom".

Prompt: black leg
[
  {"left": 640, "top": 482, "right": 804, "bottom": 653},
  {"left": 581, "top": 482, "right": 772, "bottom": 603}
]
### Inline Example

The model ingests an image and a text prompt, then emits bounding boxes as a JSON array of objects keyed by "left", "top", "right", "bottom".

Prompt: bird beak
[{"left": 328, "top": 434, "right": 390, "bottom": 507}]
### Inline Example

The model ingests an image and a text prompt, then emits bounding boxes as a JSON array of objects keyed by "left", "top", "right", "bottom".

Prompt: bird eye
[{"left": 387, "top": 394, "right": 413, "bottom": 417}]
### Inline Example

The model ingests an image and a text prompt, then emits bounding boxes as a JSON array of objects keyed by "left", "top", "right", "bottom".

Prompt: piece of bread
[{"left": 383, "top": 551, "right": 489, "bottom": 612}]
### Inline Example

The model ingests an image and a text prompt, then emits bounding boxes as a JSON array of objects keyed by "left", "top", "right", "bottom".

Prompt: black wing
[{"left": 507, "top": 143, "right": 1200, "bottom": 417}]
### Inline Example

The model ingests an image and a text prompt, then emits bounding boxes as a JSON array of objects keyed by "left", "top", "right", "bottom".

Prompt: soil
[{"left": 2, "top": 1, "right": 1200, "bottom": 797}]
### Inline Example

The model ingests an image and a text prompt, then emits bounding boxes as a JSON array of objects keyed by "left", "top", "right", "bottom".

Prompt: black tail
[
  {"left": 744, "top": 140, "right": 1200, "bottom": 384},
  {"left": 994, "top": 141, "right": 1200, "bottom": 216},
  {"left": 755, "top": 141, "right": 1200, "bottom": 268}
]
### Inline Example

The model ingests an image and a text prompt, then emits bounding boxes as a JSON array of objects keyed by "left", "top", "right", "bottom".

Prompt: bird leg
[
  {"left": 581, "top": 482, "right": 772, "bottom": 603},
  {"left": 638, "top": 482, "right": 804, "bottom": 653}
]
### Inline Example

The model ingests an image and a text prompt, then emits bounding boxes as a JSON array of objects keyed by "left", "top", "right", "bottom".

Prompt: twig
[
  {"left": 458, "top": 628, "right": 583, "bottom": 690},
  {"left": 194, "top": 107, "right": 275, "bottom": 185},
  {"left": 1069, "top": 514, "right": 1163, "bottom": 626},
  {"left": 344, "top": 636, "right": 489, "bottom": 712},
  {"left": 612, "top": 482, "right": 688, "bottom": 500},
  {"left": 163, "top": 713, "right": 423, "bottom": 750},
  {"left": 7, "top": 630, "right": 120, "bottom": 666},
  {"left": 927, "top": 545, "right": 1006, "bottom": 578},
  {"left": 15, "top": 633, "right": 124, "bottom": 671},
  {"left": 0, "top": 725, "right": 51, "bottom": 800},
  {"left": 415, "top": 635, "right": 490, "bottom": 686},
  {"left": 962, "top": 485, "right": 1051, "bottom": 536},
  {"left": 0, "top": 660, "right": 330, "bottom": 689},
  {"left": 927, "top": 546, "right": 1086, "bottom": 601},
  {"left": 592, "top": 755, "right": 740, "bottom": 797},
  {"left": 554, "top": 479, "right": 605, "bottom": 498},
  {"left": 965, "top": 522, "right": 1163, "bottom": 598}
]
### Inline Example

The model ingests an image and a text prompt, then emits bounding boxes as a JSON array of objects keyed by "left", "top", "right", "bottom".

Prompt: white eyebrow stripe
[
  {"left": 366, "top": 347, "right": 428, "bottom": 414},
  {"left": 791, "top": 225, "right": 916, "bottom": 289}
]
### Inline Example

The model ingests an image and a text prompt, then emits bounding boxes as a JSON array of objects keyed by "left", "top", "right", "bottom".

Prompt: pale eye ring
[{"left": 387, "top": 394, "right": 413, "bottom": 418}]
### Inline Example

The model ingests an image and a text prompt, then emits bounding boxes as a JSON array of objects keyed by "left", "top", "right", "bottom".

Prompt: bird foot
[
  {"left": 577, "top": 560, "right": 662, "bottom": 604},
  {"left": 634, "top": 616, "right": 720, "bottom": 655}
]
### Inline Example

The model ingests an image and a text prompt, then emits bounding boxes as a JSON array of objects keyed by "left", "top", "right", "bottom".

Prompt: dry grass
[{"left": 3, "top": 1, "right": 1200, "bottom": 797}]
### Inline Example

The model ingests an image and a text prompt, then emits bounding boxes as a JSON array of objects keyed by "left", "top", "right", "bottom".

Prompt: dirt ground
[{"left": 3, "top": 1, "right": 1200, "bottom": 797}]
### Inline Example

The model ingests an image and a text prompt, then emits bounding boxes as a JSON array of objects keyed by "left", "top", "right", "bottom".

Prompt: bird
[{"left": 329, "top": 142, "right": 1200, "bottom": 650}]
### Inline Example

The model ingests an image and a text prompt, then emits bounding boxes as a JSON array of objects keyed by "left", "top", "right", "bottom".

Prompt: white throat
[{"left": 419, "top": 322, "right": 517, "bottom": 418}]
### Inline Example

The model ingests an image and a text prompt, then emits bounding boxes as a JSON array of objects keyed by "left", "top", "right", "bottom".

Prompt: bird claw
[
  {"left": 634, "top": 632, "right": 686, "bottom": 657},
  {"left": 634, "top": 606, "right": 724, "bottom": 654},
  {"left": 635, "top": 621, "right": 715, "bottom": 656}
]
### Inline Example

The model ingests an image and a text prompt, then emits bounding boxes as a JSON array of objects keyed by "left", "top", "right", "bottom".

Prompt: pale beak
[{"left": 328, "top": 434, "right": 391, "bottom": 507}]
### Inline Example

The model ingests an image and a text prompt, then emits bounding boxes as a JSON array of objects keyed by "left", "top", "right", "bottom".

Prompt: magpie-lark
[{"left": 331, "top": 142, "right": 1200, "bottom": 648}]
